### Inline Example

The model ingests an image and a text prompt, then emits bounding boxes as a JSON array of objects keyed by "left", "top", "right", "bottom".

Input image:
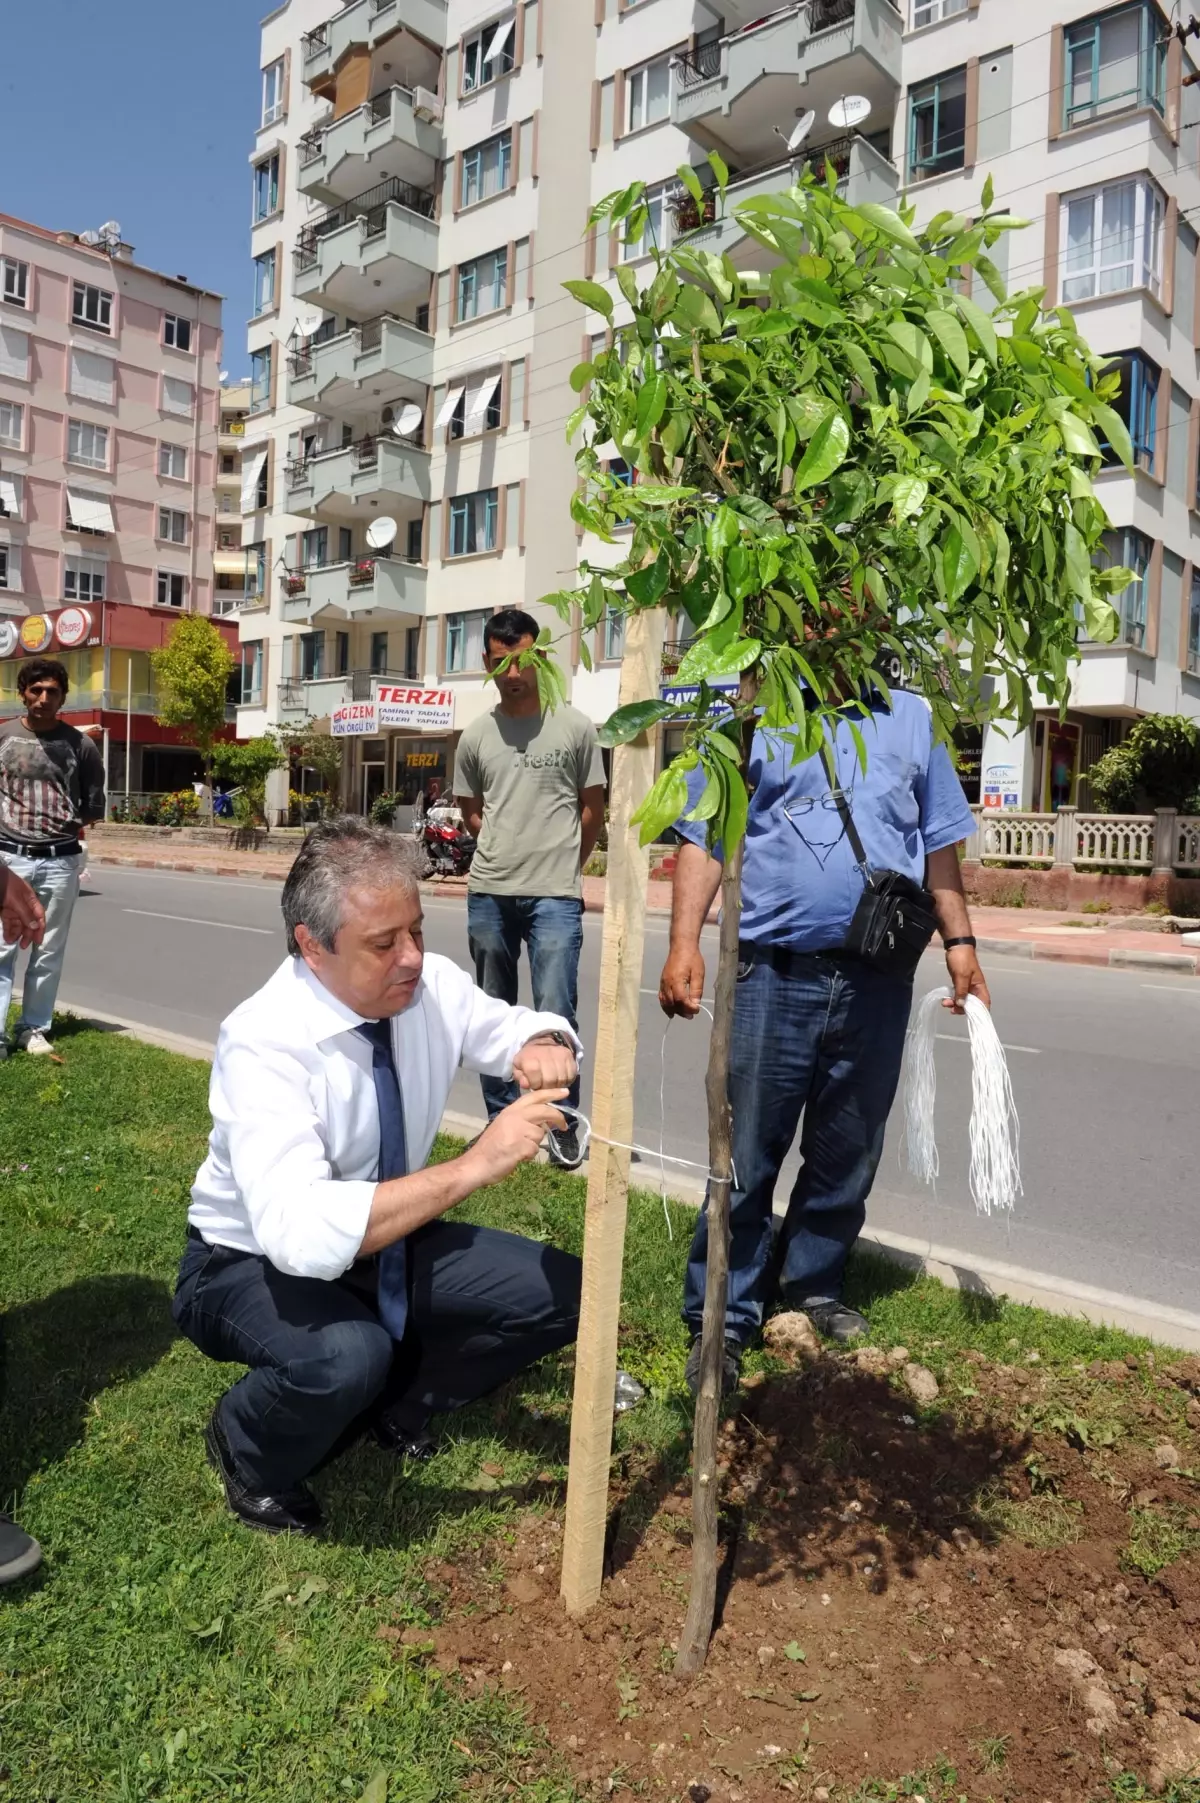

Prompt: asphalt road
[{"left": 44, "top": 864, "right": 1200, "bottom": 1317}]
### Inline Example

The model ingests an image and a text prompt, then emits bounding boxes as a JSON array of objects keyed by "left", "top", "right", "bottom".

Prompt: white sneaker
[{"left": 18, "top": 1030, "right": 53, "bottom": 1056}]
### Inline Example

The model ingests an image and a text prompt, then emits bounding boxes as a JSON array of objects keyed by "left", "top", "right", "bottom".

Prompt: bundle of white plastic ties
[{"left": 902, "top": 986, "right": 1022, "bottom": 1216}]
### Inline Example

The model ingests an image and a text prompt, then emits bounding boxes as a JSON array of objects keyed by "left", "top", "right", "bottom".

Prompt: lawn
[{"left": 2, "top": 1018, "right": 1199, "bottom": 1803}]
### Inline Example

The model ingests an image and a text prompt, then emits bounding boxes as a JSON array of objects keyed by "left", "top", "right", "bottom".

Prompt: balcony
[
  {"left": 293, "top": 177, "right": 437, "bottom": 315},
  {"left": 280, "top": 555, "right": 429, "bottom": 625},
  {"left": 302, "top": 0, "right": 449, "bottom": 89},
  {"left": 297, "top": 84, "right": 443, "bottom": 206},
  {"left": 288, "top": 312, "right": 432, "bottom": 418},
  {"left": 284, "top": 432, "right": 430, "bottom": 522},
  {"left": 674, "top": 135, "right": 898, "bottom": 264},
  {"left": 671, "top": 0, "right": 902, "bottom": 168}
]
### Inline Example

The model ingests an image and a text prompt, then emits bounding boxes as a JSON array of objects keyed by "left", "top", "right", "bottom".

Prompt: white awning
[
  {"left": 465, "top": 373, "right": 501, "bottom": 425},
  {"left": 0, "top": 324, "right": 29, "bottom": 383},
  {"left": 485, "top": 15, "right": 514, "bottom": 60},
  {"left": 0, "top": 478, "right": 18, "bottom": 517},
  {"left": 241, "top": 448, "right": 268, "bottom": 513},
  {"left": 69, "top": 347, "right": 114, "bottom": 404},
  {"left": 434, "top": 384, "right": 464, "bottom": 430},
  {"left": 66, "top": 490, "right": 114, "bottom": 533}
]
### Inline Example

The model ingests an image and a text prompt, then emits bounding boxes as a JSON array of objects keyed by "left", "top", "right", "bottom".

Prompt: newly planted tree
[
  {"left": 150, "top": 617, "right": 236, "bottom": 815},
  {"left": 545, "top": 163, "right": 1133, "bottom": 1670}
]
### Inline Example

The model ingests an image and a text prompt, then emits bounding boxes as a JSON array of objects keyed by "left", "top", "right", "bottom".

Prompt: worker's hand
[
  {"left": 0, "top": 868, "right": 45, "bottom": 949},
  {"left": 943, "top": 944, "right": 991, "bottom": 1013},
  {"left": 659, "top": 943, "right": 705, "bottom": 1018},
  {"left": 463, "top": 1090, "right": 569, "bottom": 1187},
  {"left": 513, "top": 1034, "right": 578, "bottom": 1094}
]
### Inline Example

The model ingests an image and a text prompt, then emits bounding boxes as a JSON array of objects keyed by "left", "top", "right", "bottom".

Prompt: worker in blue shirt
[{"left": 658, "top": 690, "right": 989, "bottom": 1396}]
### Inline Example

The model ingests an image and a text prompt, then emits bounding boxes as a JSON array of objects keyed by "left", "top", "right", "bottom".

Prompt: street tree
[
  {"left": 150, "top": 617, "right": 236, "bottom": 812},
  {"left": 277, "top": 719, "right": 344, "bottom": 819},
  {"left": 210, "top": 732, "right": 288, "bottom": 826},
  {"left": 544, "top": 162, "right": 1134, "bottom": 1672}
]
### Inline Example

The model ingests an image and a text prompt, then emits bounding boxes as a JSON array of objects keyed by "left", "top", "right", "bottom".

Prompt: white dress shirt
[{"left": 189, "top": 953, "right": 580, "bottom": 1282}]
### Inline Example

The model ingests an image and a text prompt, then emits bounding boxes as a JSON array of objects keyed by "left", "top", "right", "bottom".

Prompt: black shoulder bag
[{"left": 818, "top": 743, "right": 939, "bottom": 980}]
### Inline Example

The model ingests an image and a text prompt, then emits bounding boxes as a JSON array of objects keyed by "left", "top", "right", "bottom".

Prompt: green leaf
[
  {"left": 950, "top": 292, "right": 998, "bottom": 365},
  {"left": 625, "top": 549, "right": 671, "bottom": 605},
  {"left": 359, "top": 1771, "right": 390, "bottom": 1803},
  {"left": 885, "top": 321, "right": 933, "bottom": 373},
  {"left": 676, "top": 163, "right": 705, "bottom": 206},
  {"left": 791, "top": 411, "right": 850, "bottom": 493},
  {"left": 614, "top": 262, "right": 640, "bottom": 308},
  {"left": 705, "top": 505, "right": 740, "bottom": 558},
  {"left": 1062, "top": 520, "right": 1093, "bottom": 601},
  {"left": 598, "top": 699, "right": 677, "bottom": 747},
  {"left": 853, "top": 202, "right": 921, "bottom": 249},
  {"left": 723, "top": 762, "right": 749, "bottom": 854},
  {"left": 942, "top": 520, "right": 979, "bottom": 601},
  {"left": 724, "top": 541, "right": 759, "bottom": 602},
  {"left": 676, "top": 636, "right": 762, "bottom": 682},
  {"left": 891, "top": 475, "right": 928, "bottom": 521},
  {"left": 1090, "top": 401, "right": 1134, "bottom": 471},
  {"left": 1083, "top": 593, "right": 1120, "bottom": 643},
  {"left": 673, "top": 284, "right": 722, "bottom": 335},
  {"left": 631, "top": 762, "right": 690, "bottom": 846},
  {"left": 685, "top": 766, "right": 723, "bottom": 822},
  {"left": 707, "top": 148, "right": 730, "bottom": 193},
  {"left": 981, "top": 173, "right": 995, "bottom": 210},
  {"left": 635, "top": 372, "right": 668, "bottom": 437},
  {"left": 563, "top": 279, "right": 613, "bottom": 319},
  {"left": 784, "top": 1641, "right": 807, "bottom": 1663},
  {"left": 924, "top": 308, "right": 971, "bottom": 379},
  {"left": 569, "top": 361, "right": 594, "bottom": 394},
  {"left": 1058, "top": 412, "right": 1102, "bottom": 458},
  {"left": 906, "top": 367, "right": 931, "bottom": 414}
]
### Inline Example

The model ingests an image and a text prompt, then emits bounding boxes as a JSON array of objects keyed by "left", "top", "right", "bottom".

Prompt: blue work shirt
[{"left": 674, "top": 692, "right": 975, "bottom": 954}]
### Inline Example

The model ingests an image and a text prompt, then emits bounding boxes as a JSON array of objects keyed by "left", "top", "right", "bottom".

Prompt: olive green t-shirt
[{"left": 452, "top": 704, "right": 605, "bottom": 898}]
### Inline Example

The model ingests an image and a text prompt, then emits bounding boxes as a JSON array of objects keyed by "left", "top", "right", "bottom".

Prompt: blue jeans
[
  {"left": 467, "top": 894, "right": 584, "bottom": 1120},
  {"left": 0, "top": 849, "right": 82, "bottom": 1035},
  {"left": 683, "top": 949, "right": 914, "bottom": 1345}
]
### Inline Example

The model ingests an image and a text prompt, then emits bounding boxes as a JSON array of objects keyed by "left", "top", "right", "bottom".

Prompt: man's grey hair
[{"left": 282, "top": 816, "right": 426, "bottom": 956}]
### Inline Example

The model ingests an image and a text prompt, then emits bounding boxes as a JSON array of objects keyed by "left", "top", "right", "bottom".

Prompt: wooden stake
[{"left": 561, "top": 606, "right": 665, "bottom": 1616}]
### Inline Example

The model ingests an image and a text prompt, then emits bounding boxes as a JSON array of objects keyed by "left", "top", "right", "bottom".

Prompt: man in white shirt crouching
[{"left": 174, "top": 816, "right": 581, "bottom": 1536}]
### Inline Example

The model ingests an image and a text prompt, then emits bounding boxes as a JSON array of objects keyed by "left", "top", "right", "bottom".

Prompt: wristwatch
[{"left": 942, "top": 936, "right": 977, "bottom": 950}]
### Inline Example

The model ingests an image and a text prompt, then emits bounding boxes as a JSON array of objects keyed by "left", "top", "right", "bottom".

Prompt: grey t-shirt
[
  {"left": 452, "top": 704, "right": 605, "bottom": 898},
  {"left": 0, "top": 719, "right": 106, "bottom": 845}
]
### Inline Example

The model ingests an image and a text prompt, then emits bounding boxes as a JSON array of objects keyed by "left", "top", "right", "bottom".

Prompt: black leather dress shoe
[
  {"left": 370, "top": 1412, "right": 438, "bottom": 1461},
  {"left": 205, "top": 1409, "right": 322, "bottom": 1535}
]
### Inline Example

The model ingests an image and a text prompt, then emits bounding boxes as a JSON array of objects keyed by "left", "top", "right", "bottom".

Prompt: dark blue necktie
[{"left": 355, "top": 1018, "right": 409, "bottom": 1340}]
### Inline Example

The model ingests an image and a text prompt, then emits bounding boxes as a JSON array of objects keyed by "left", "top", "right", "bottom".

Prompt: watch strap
[{"left": 942, "top": 935, "right": 977, "bottom": 950}]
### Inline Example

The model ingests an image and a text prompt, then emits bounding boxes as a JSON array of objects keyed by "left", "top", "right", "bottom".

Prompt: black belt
[
  {"left": 739, "top": 940, "right": 858, "bottom": 976},
  {"left": 0, "top": 837, "right": 82, "bottom": 859}
]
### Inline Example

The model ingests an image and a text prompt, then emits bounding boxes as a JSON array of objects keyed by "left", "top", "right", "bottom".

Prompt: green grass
[{"left": 0, "top": 1017, "right": 1185, "bottom": 1802}]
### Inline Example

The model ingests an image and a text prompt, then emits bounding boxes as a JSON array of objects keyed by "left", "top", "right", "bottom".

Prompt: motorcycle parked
[{"left": 422, "top": 804, "right": 475, "bottom": 878}]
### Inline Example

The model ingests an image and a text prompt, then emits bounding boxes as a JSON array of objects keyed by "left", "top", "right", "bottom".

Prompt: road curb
[{"left": 977, "top": 934, "right": 1198, "bottom": 975}]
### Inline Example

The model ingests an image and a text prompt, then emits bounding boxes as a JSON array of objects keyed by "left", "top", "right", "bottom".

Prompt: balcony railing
[
  {"left": 285, "top": 429, "right": 426, "bottom": 488},
  {"left": 675, "top": 40, "right": 722, "bottom": 88},
  {"left": 278, "top": 678, "right": 308, "bottom": 708},
  {"left": 294, "top": 176, "right": 436, "bottom": 271},
  {"left": 287, "top": 310, "right": 428, "bottom": 378},
  {"left": 675, "top": 0, "right": 883, "bottom": 87},
  {"left": 301, "top": 21, "right": 329, "bottom": 59},
  {"left": 282, "top": 553, "right": 422, "bottom": 585}
]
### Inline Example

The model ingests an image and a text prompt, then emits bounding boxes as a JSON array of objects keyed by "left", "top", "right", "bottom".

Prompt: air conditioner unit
[{"left": 412, "top": 86, "right": 443, "bottom": 123}]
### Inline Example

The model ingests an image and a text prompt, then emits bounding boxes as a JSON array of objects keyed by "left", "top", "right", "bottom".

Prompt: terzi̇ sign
[{"left": 375, "top": 686, "right": 455, "bottom": 731}]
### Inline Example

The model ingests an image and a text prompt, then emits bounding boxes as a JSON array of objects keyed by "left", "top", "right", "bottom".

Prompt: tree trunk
[{"left": 674, "top": 669, "right": 758, "bottom": 1676}]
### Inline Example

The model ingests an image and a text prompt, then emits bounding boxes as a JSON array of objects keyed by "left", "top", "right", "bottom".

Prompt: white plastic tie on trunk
[{"left": 903, "top": 986, "right": 1021, "bottom": 1216}]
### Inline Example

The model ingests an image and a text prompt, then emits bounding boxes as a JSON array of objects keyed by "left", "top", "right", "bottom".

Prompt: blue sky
[{"left": 0, "top": 0, "right": 263, "bottom": 377}]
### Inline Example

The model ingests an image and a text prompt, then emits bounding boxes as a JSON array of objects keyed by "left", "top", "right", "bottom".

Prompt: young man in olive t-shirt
[{"left": 453, "top": 609, "right": 606, "bottom": 1168}]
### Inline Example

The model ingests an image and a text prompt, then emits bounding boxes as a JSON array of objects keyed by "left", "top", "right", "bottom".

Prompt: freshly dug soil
[{"left": 403, "top": 1350, "right": 1200, "bottom": 1802}]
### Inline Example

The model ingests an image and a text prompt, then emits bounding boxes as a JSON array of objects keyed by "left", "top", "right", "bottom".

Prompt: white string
[{"left": 903, "top": 986, "right": 1022, "bottom": 1216}]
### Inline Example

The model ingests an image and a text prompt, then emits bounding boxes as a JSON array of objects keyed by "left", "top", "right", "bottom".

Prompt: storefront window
[{"left": 392, "top": 739, "right": 448, "bottom": 804}]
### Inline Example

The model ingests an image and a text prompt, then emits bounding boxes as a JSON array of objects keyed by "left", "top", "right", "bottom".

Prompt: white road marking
[
  {"left": 123, "top": 909, "right": 274, "bottom": 935},
  {"left": 1141, "top": 982, "right": 1200, "bottom": 994}
]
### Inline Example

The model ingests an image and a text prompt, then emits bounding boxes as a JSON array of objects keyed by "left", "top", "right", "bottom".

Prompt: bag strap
[{"left": 818, "top": 736, "right": 869, "bottom": 870}]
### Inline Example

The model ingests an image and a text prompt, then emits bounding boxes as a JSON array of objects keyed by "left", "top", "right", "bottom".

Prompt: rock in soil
[
  {"left": 1154, "top": 1441, "right": 1182, "bottom": 1469},
  {"left": 902, "top": 1362, "right": 940, "bottom": 1405},
  {"left": 1147, "top": 1709, "right": 1200, "bottom": 1789},
  {"left": 763, "top": 1311, "right": 821, "bottom": 1363}
]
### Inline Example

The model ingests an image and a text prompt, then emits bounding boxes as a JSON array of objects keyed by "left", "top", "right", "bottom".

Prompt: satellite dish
[
  {"left": 393, "top": 403, "right": 423, "bottom": 438},
  {"left": 294, "top": 308, "right": 324, "bottom": 338},
  {"left": 828, "top": 94, "right": 871, "bottom": 130},
  {"left": 787, "top": 109, "right": 816, "bottom": 152},
  {"left": 79, "top": 230, "right": 102, "bottom": 246},
  {"left": 365, "top": 516, "right": 398, "bottom": 549},
  {"left": 219, "top": 369, "right": 229, "bottom": 383},
  {"left": 100, "top": 220, "right": 122, "bottom": 238}
]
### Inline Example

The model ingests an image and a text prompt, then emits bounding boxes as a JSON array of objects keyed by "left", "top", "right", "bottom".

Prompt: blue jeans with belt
[
  {"left": 467, "top": 893, "right": 584, "bottom": 1120},
  {"left": 683, "top": 947, "right": 914, "bottom": 1346}
]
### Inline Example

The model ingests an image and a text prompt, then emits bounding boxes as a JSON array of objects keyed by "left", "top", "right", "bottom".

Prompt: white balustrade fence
[{"left": 966, "top": 805, "right": 1200, "bottom": 873}]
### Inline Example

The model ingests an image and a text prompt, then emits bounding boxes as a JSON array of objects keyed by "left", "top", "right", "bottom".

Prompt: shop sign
[
  {"left": 402, "top": 752, "right": 441, "bottom": 768},
  {"left": 0, "top": 622, "right": 17, "bottom": 658},
  {"left": 658, "top": 681, "right": 738, "bottom": 712},
  {"left": 374, "top": 684, "right": 455, "bottom": 731},
  {"left": 19, "top": 614, "right": 52, "bottom": 654},
  {"left": 331, "top": 701, "right": 379, "bottom": 737},
  {"left": 982, "top": 762, "right": 1019, "bottom": 810},
  {"left": 55, "top": 607, "right": 93, "bottom": 649}
]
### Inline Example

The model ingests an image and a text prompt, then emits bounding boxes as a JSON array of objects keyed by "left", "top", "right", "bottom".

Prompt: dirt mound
[{"left": 400, "top": 1353, "right": 1200, "bottom": 1801}]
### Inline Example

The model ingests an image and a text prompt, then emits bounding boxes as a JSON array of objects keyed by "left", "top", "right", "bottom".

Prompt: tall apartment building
[
  {"left": 242, "top": 0, "right": 1200, "bottom": 816},
  {"left": 214, "top": 379, "right": 253, "bottom": 616},
  {"left": 0, "top": 212, "right": 237, "bottom": 793}
]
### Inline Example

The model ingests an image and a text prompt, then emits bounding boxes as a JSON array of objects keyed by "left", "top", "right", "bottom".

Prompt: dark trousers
[
  {"left": 684, "top": 950, "right": 913, "bottom": 1345},
  {"left": 172, "top": 1221, "right": 581, "bottom": 1494},
  {"left": 467, "top": 893, "right": 584, "bottom": 1120}
]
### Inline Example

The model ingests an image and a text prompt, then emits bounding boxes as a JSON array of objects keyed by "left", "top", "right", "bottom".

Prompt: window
[
  {"left": 370, "top": 630, "right": 389, "bottom": 674},
  {"left": 622, "top": 184, "right": 670, "bottom": 261},
  {"left": 249, "top": 346, "right": 272, "bottom": 413},
  {"left": 72, "top": 282, "right": 112, "bottom": 333},
  {"left": 244, "top": 540, "right": 267, "bottom": 600},
  {"left": 338, "top": 525, "right": 352, "bottom": 562},
  {"left": 0, "top": 546, "right": 17, "bottom": 591},
  {"left": 908, "top": 67, "right": 967, "bottom": 179},
  {"left": 335, "top": 631, "right": 350, "bottom": 675},
  {"left": 405, "top": 625, "right": 421, "bottom": 678},
  {"left": 0, "top": 401, "right": 23, "bottom": 448},
  {"left": 163, "top": 314, "right": 192, "bottom": 352},
  {"left": 301, "top": 526, "right": 328, "bottom": 569},
  {"left": 240, "top": 641, "right": 264, "bottom": 704},
  {"left": 68, "top": 420, "right": 109, "bottom": 469},
  {"left": 1065, "top": 3, "right": 1165, "bottom": 131},
  {"left": 1061, "top": 178, "right": 1163, "bottom": 301},
  {"left": 603, "top": 604, "right": 625, "bottom": 662},
  {"left": 159, "top": 443, "right": 187, "bottom": 480},
  {"left": 158, "top": 507, "right": 189, "bottom": 544},
  {"left": 69, "top": 348, "right": 115, "bottom": 404},
  {"left": 448, "top": 488, "right": 498, "bottom": 557},
  {"left": 1, "top": 258, "right": 28, "bottom": 309},
  {"left": 407, "top": 518, "right": 424, "bottom": 561},
  {"left": 252, "top": 250, "right": 277, "bottom": 316},
  {"left": 912, "top": 0, "right": 966, "bottom": 22},
  {"left": 626, "top": 56, "right": 671, "bottom": 133},
  {"left": 255, "top": 456, "right": 270, "bottom": 511},
  {"left": 253, "top": 154, "right": 280, "bottom": 222},
  {"left": 457, "top": 248, "right": 508, "bottom": 321},
  {"left": 157, "top": 571, "right": 186, "bottom": 609},
  {"left": 445, "top": 609, "right": 489, "bottom": 672},
  {"left": 460, "top": 129, "right": 512, "bottom": 207},
  {"left": 1095, "top": 526, "right": 1150, "bottom": 646},
  {"left": 64, "top": 555, "right": 106, "bottom": 603},
  {"left": 0, "top": 475, "right": 19, "bottom": 518},
  {"left": 462, "top": 17, "right": 515, "bottom": 92},
  {"left": 607, "top": 456, "right": 634, "bottom": 486},
  {"left": 262, "top": 58, "right": 285, "bottom": 126},
  {"left": 1101, "top": 352, "right": 1158, "bottom": 471},
  {"left": 0, "top": 323, "right": 28, "bottom": 388},
  {"left": 162, "top": 375, "right": 194, "bottom": 418},
  {"left": 300, "top": 632, "right": 325, "bottom": 680},
  {"left": 66, "top": 489, "right": 114, "bottom": 534},
  {"left": 1188, "top": 573, "right": 1200, "bottom": 674},
  {"left": 450, "top": 372, "right": 503, "bottom": 439}
]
